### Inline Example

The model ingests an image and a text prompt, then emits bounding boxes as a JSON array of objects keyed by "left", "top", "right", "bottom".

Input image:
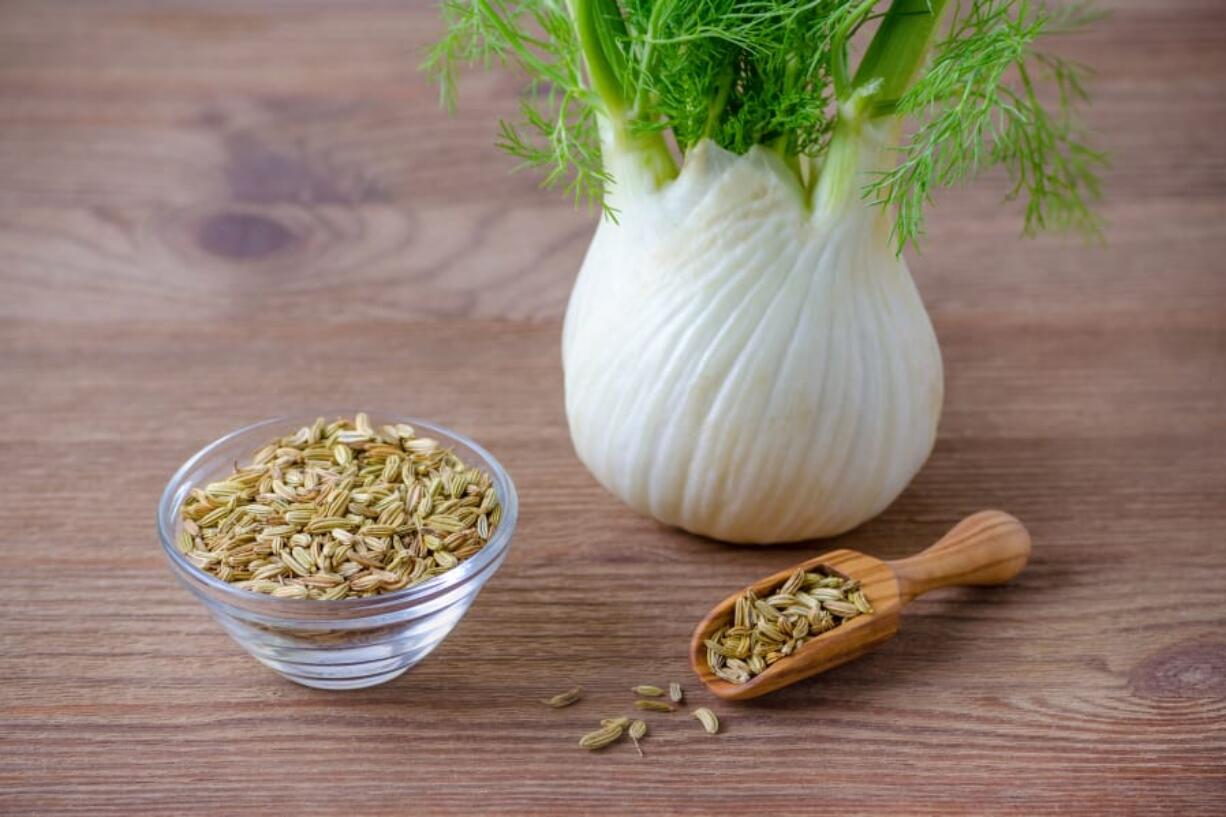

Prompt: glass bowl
[{"left": 156, "top": 414, "right": 517, "bottom": 690}]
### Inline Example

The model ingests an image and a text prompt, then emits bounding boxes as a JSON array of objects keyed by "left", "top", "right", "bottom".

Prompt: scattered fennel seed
[
  {"left": 634, "top": 700, "right": 674, "bottom": 713},
  {"left": 628, "top": 720, "right": 647, "bottom": 757},
  {"left": 542, "top": 687, "right": 583, "bottom": 708},
  {"left": 579, "top": 721, "right": 626, "bottom": 751},
  {"left": 564, "top": 686, "right": 724, "bottom": 755},
  {"left": 693, "top": 707, "right": 720, "bottom": 735}
]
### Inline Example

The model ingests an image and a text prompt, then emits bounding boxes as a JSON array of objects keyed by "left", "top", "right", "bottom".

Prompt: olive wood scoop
[{"left": 690, "top": 510, "right": 1031, "bottom": 701}]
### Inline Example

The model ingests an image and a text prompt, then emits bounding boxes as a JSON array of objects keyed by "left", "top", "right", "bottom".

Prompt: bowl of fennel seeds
[{"left": 157, "top": 413, "right": 518, "bottom": 690}]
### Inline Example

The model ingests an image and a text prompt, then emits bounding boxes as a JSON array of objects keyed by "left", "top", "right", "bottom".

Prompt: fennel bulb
[
  {"left": 563, "top": 137, "right": 941, "bottom": 542},
  {"left": 429, "top": 0, "right": 1101, "bottom": 542}
]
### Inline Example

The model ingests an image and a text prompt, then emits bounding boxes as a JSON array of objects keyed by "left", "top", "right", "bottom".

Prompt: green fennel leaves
[
  {"left": 425, "top": 0, "right": 1102, "bottom": 249},
  {"left": 426, "top": 1, "right": 611, "bottom": 205},
  {"left": 865, "top": 0, "right": 1105, "bottom": 249}
]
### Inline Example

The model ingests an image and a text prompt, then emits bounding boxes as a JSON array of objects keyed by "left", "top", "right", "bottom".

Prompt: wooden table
[{"left": 2, "top": 2, "right": 1223, "bottom": 814}]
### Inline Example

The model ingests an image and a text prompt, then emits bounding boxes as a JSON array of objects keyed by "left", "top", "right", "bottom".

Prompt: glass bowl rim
[{"left": 156, "top": 413, "right": 518, "bottom": 611}]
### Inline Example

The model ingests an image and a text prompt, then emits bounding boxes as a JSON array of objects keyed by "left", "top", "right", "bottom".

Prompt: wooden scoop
[{"left": 690, "top": 510, "right": 1031, "bottom": 701}]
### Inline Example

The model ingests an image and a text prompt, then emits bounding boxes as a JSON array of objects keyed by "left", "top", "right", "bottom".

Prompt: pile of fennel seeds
[
  {"left": 177, "top": 414, "right": 500, "bottom": 600},
  {"left": 705, "top": 567, "right": 872, "bottom": 684}
]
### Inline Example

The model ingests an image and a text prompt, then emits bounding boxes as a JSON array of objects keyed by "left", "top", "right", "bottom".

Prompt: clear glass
[{"left": 156, "top": 414, "right": 517, "bottom": 690}]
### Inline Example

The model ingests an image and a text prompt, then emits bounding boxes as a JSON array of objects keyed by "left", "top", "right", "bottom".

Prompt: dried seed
[
  {"left": 822, "top": 600, "right": 862, "bottom": 618},
  {"left": 578, "top": 724, "right": 624, "bottom": 751},
  {"left": 692, "top": 707, "right": 720, "bottom": 735},
  {"left": 542, "top": 687, "right": 583, "bottom": 708},
  {"left": 726, "top": 658, "right": 752, "bottom": 675},
  {"left": 305, "top": 517, "right": 355, "bottom": 533},
  {"left": 756, "top": 619, "right": 787, "bottom": 642},
  {"left": 631, "top": 685, "right": 665, "bottom": 698},
  {"left": 349, "top": 573, "right": 383, "bottom": 592},
  {"left": 634, "top": 700, "right": 674, "bottom": 713},
  {"left": 714, "top": 665, "right": 750, "bottom": 684},
  {"left": 779, "top": 569, "right": 805, "bottom": 596},
  {"left": 280, "top": 551, "right": 311, "bottom": 577},
  {"left": 668, "top": 682, "right": 683, "bottom": 703},
  {"left": 628, "top": 719, "right": 647, "bottom": 757},
  {"left": 291, "top": 546, "right": 314, "bottom": 571}
]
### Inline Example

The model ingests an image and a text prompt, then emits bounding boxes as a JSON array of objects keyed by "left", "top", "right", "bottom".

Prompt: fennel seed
[
  {"left": 705, "top": 566, "right": 872, "bottom": 684},
  {"left": 542, "top": 687, "right": 583, "bottom": 708},
  {"left": 634, "top": 700, "right": 674, "bottom": 713},
  {"left": 692, "top": 707, "right": 719, "bottom": 735},
  {"left": 668, "top": 681, "right": 683, "bottom": 703},
  {"left": 178, "top": 414, "right": 499, "bottom": 600},
  {"left": 579, "top": 721, "right": 625, "bottom": 751},
  {"left": 628, "top": 719, "right": 647, "bottom": 757},
  {"left": 631, "top": 684, "right": 665, "bottom": 697}
]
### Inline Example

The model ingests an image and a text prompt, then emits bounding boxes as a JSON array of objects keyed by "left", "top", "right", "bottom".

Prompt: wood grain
[
  {"left": 1, "top": 0, "right": 1224, "bottom": 815},
  {"left": 889, "top": 511, "right": 1031, "bottom": 603}
]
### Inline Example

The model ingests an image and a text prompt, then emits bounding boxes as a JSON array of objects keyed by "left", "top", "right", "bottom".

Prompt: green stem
[
  {"left": 852, "top": 0, "right": 949, "bottom": 112},
  {"left": 811, "top": 104, "right": 870, "bottom": 216},
  {"left": 702, "top": 64, "right": 734, "bottom": 143},
  {"left": 572, "top": 0, "right": 629, "bottom": 120},
  {"left": 832, "top": 0, "right": 881, "bottom": 100},
  {"left": 780, "top": 149, "right": 803, "bottom": 183},
  {"left": 813, "top": 0, "right": 948, "bottom": 211},
  {"left": 631, "top": 0, "right": 668, "bottom": 116},
  {"left": 770, "top": 52, "right": 801, "bottom": 167},
  {"left": 571, "top": 0, "right": 677, "bottom": 185}
]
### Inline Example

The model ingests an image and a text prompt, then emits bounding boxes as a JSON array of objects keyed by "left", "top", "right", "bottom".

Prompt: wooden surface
[{"left": 1, "top": 1, "right": 1224, "bottom": 814}]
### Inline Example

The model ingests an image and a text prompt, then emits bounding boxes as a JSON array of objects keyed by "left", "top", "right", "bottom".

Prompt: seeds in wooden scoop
[
  {"left": 178, "top": 414, "right": 500, "bottom": 600},
  {"left": 704, "top": 567, "right": 873, "bottom": 684}
]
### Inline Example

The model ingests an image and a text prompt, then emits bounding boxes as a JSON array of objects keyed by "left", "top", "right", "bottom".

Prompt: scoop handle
[{"left": 887, "top": 511, "right": 1031, "bottom": 604}]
